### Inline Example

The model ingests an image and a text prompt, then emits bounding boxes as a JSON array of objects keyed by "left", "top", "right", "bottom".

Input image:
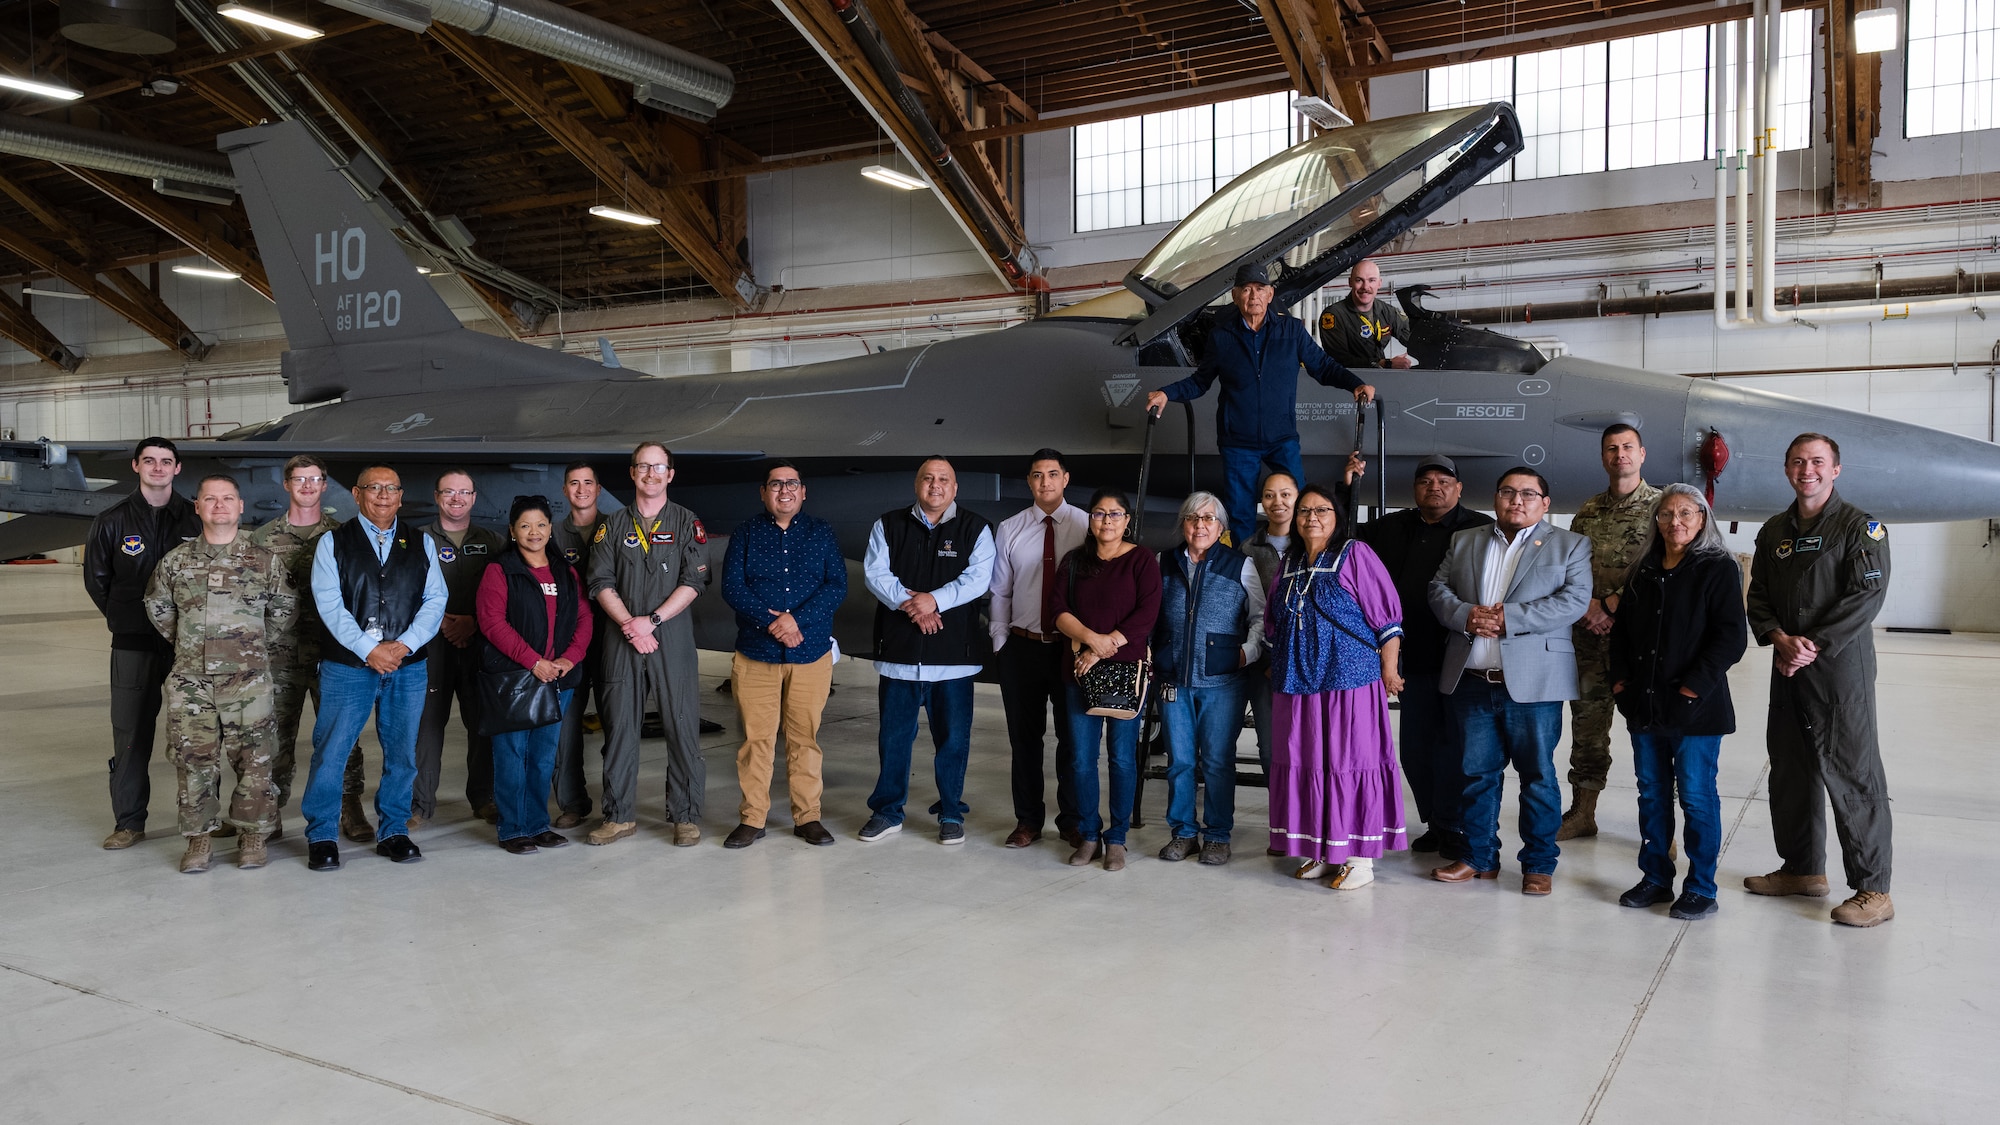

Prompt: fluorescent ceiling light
[
  {"left": 172, "top": 264, "right": 242, "bottom": 280},
  {"left": 320, "top": 0, "right": 433, "bottom": 34},
  {"left": 860, "top": 164, "right": 928, "bottom": 191},
  {"left": 217, "top": 5, "right": 326, "bottom": 40},
  {"left": 1292, "top": 95, "right": 1353, "bottom": 130},
  {"left": 22, "top": 287, "right": 89, "bottom": 301},
  {"left": 0, "top": 74, "right": 84, "bottom": 101},
  {"left": 1854, "top": 8, "right": 1898, "bottom": 53},
  {"left": 588, "top": 204, "right": 661, "bottom": 226}
]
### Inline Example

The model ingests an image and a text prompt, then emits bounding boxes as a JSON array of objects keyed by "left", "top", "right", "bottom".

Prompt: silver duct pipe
[
  {"left": 325, "top": 0, "right": 735, "bottom": 121},
  {"left": 0, "top": 112, "right": 236, "bottom": 188}
]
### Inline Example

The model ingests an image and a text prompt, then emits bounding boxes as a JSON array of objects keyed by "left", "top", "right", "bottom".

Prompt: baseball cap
[
  {"left": 1415, "top": 454, "right": 1459, "bottom": 479},
  {"left": 1233, "top": 261, "right": 1272, "bottom": 287}
]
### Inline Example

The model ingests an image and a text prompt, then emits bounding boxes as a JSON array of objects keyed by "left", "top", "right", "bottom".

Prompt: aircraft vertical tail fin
[{"left": 220, "top": 121, "right": 461, "bottom": 354}]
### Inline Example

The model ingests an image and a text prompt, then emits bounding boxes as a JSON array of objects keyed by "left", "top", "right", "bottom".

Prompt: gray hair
[
  {"left": 1178, "top": 490, "right": 1227, "bottom": 538},
  {"left": 1622, "top": 483, "right": 1728, "bottom": 587}
]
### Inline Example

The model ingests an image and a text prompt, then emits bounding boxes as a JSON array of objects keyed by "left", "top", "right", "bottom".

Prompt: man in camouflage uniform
[
  {"left": 1561, "top": 423, "right": 1662, "bottom": 840},
  {"left": 144, "top": 474, "right": 290, "bottom": 873},
  {"left": 250, "top": 453, "right": 374, "bottom": 843}
]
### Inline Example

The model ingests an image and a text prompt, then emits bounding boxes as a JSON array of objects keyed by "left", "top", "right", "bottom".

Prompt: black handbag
[
  {"left": 477, "top": 666, "right": 563, "bottom": 736},
  {"left": 1075, "top": 650, "right": 1151, "bottom": 719}
]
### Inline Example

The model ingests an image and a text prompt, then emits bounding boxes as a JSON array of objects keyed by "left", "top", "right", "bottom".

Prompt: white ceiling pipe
[
  {"left": 1715, "top": 15, "right": 1745, "bottom": 332},
  {"left": 1735, "top": 15, "right": 1754, "bottom": 323},
  {"left": 1756, "top": 0, "right": 1783, "bottom": 323}
]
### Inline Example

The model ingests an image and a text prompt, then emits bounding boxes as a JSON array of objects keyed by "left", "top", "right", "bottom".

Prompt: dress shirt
[
  {"left": 722, "top": 510, "right": 847, "bottom": 664},
  {"left": 1467, "top": 522, "right": 1540, "bottom": 671},
  {"left": 988, "top": 500, "right": 1088, "bottom": 649},
  {"left": 864, "top": 502, "right": 995, "bottom": 682},
  {"left": 310, "top": 517, "right": 448, "bottom": 663}
]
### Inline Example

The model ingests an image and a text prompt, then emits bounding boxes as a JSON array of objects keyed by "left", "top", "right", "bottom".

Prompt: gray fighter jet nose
[{"left": 1687, "top": 379, "right": 2000, "bottom": 523}]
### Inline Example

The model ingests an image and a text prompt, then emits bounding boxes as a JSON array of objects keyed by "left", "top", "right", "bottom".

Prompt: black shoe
[
  {"left": 500, "top": 837, "right": 539, "bottom": 855},
  {"left": 1410, "top": 829, "right": 1441, "bottom": 853},
  {"left": 938, "top": 821, "right": 965, "bottom": 846},
  {"left": 532, "top": 831, "right": 569, "bottom": 849},
  {"left": 1438, "top": 834, "right": 1471, "bottom": 863},
  {"left": 1619, "top": 880, "right": 1675, "bottom": 909},
  {"left": 724, "top": 823, "right": 767, "bottom": 849},
  {"left": 307, "top": 841, "right": 341, "bottom": 871},
  {"left": 699, "top": 717, "right": 725, "bottom": 734},
  {"left": 1669, "top": 891, "right": 1719, "bottom": 920},
  {"left": 792, "top": 820, "right": 836, "bottom": 846},
  {"left": 375, "top": 834, "right": 423, "bottom": 863}
]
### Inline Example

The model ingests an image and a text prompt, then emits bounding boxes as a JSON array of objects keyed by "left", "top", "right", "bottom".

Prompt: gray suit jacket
[{"left": 1427, "top": 519, "right": 1593, "bottom": 702}]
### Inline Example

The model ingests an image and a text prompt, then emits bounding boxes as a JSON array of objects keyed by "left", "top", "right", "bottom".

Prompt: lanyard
[{"left": 635, "top": 514, "right": 662, "bottom": 557}]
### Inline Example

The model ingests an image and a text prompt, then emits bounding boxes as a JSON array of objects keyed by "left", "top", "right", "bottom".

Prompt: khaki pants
[{"left": 731, "top": 652, "right": 833, "bottom": 827}]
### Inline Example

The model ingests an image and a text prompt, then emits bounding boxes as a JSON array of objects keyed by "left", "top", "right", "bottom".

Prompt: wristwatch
[{"left": 648, "top": 611, "right": 663, "bottom": 626}]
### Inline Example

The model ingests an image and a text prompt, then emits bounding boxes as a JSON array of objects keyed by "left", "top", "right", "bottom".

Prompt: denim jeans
[
  {"left": 303, "top": 658, "right": 426, "bottom": 844},
  {"left": 492, "top": 689, "right": 573, "bottom": 842},
  {"left": 1066, "top": 683, "right": 1143, "bottom": 845},
  {"left": 868, "top": 675, "right": 974, "bottom": 825},
  {"left": 1220, "top": 438, "right": 1303, "bottom": 546},
  {"left": 1159, "top": 681, "right": 1246, "bottom": 842},
  {"left": 1631, "top": 732, "right": 1724, "bottom": 898},
  {"left": 1450, "top": 677, "right": 1564, "bottom": 874}
]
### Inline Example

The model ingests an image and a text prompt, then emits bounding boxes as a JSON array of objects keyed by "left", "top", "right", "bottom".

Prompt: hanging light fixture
[
  {"left": 172, "top": 263, "right": 242, "bottom": 280},
  {"left": 860, "top": 164, "right": 927, "bottom": 191},
  {"left": 588, "top": 204, "right": 661, "bottom": 226},
  {"left": 1853, "top": 8, "right": 1899, "bottom": 53},
  {"left": 217, "top": 4, "right": 325, "bottom": 40},
  {"left": 0, "top": 74, "right": 84, "bottom": 101}
]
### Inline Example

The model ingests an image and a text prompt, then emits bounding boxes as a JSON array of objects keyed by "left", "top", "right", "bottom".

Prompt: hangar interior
[{"left": 4, "top": 1, "right": 2000, "bottom": 1121}]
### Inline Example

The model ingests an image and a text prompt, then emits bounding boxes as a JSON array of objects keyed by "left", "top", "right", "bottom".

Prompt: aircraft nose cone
[{"left": 1687, "top": 380, "right": 2000, "bottom": 523}]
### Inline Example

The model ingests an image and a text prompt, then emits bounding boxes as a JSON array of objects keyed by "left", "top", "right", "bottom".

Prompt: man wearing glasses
[
  {"left": 302, "top": 465, "right": 448, "bottom": 869},
  {"left": 858, "top": 457, "right": 995, "bottom": 846},
  {"left": 251, "top": 454, "right": 369, "bottom": 839},
  {"left": 84, "top": 437, "right": 200, "bottom": 850},
  {"left": 1427, "top": 469, "right": 1591, "bottom": 896},
  {"left": 586, "top": 443, "right": 712, "bottom": 847},
  {"left": 411, "top": 469, "right": 506, "bottom": 828},
  {"left": 720, "top": 462, "right": 847, "bottom": 848}
]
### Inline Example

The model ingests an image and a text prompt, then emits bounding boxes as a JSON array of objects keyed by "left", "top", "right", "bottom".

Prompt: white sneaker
[{"left": 1329, "top": 857, "right": 1375, "bottom": 890}]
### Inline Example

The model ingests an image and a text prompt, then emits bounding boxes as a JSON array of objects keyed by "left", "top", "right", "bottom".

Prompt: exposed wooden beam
[
  {"left": 431, "top": 26, "right": 752, "bottom": 307},
  {"left": 866, "top": 0, "right": 1024, "bottom": 233},
  {"left": 0, "top": 225, "right": 205, "bottom": 357},
  {"left": 1259, "top": 0, "right": 1358, "bottom": 122},
  {"left": 63, "top": 167, "right": 273, "bottom": 301},
  {"left": 667, "top": 145, "right": 895, "bottom": 186},
  {"left": 17, "top": 16, "right": 376, "bottom": 115},
  {"left": 1313, "top": 0, "right": 1373, "bottom": 121},
  {"left": 946, "top": 75, "right": 1297, "bottom": 145},
  {"left": 1827, "top": 0, "right": 1882, "bottom": 210},
  {"left": 181, "top": 70, "right": 269, "bottom": 129},
  {"left": 0, "top": 288, "right": 83, "bottom": 371}
]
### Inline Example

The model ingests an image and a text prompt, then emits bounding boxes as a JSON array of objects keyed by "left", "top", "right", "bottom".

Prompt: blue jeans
[
  {"left": 1220, "top": 438, "right": 1304, "bottom": 545},
  {"left": 1160, "top": 681, "right": 1246, "bottom": 842},
  {"left": 303, "top": 659, "right": 426, "bottom": 844},
  {"left": 492, "top": 689, "right": 573, "bottom": 842},
  {"left": 868, "top": 676, "right": 974, "bottom": 825},
  {"left": 1450, "top": 677, "right": 1564, "bottom": 874},
  {"left": 1631, "top": 732, "right": 1724, "bottom": 898},
  {"left": 1066, "top": 683, "right": 1143, "bottom": 845}
]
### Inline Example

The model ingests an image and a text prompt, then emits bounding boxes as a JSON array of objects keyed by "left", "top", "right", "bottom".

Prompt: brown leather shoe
[
  {"left": 552, "top": 810, "right": 586, "bottom": 830},
  {"left": 102, "top": 828, "right": 143, "bottom": 850},
  {"left": 672, "top": 822, "right": 702, "bottom": 847},
  {"left": 340, "top": 796, "right": 374, "bottom": 844},
  {"left": 723, "top": 823, "right": 765, "bottom": 849},
  {"left": 1058, "top": 827, "right": 1084, "bottom": 849},
  {"left": 1103, "top": 843, "right": 1127, "bottom": 871},
  {"left": 1004, "top": 824, "right": 1041, "bottom": 849},
  {"left": 1744, "top": 870, "right": 1830, "bottom": 898},
  {"left": 792, "top": 820, "right": 835, "bottom": 846},
  {"left": 1522, "top": 872, "right": 1553, "bottom": 896},
  {"left": 1431, "top": 861, "right": 1499, "bottom": 883},
  {"left": 1066, "top": 840, "right": 1099, "bottom": 866}
]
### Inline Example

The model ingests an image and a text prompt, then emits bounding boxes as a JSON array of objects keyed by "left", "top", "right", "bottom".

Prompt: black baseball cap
[
  {"left": 1233, "top": 261, "right": 1272, "bottom": 287},
  {"left": 1415, "top": 454, "right": 1459, "bottom": 479}
]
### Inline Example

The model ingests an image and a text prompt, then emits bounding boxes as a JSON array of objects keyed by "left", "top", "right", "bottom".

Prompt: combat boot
[
  {"left": 1555, "top": 787, "right": 1599, "bottom": 841},
  {"left": 1831, "top": 890, "right": 1895, "bottom": 927},
  {"left": 237, "top": 833, "right": 268, "bottom": 869},
  {"left": 179, "top": 835, "right": 212, "bottom": 874},
  {"left": 1744, "top": 869, "right": 1830, "bottom": 897},
  {"left": 339, "top": 795, "right": 374, "bottom": 844}
]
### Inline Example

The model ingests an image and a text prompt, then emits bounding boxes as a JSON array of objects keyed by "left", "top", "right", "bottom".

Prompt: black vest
[
  {"left": 326, "top": 517, "right": 433, "bottom": 667},
  {"left": 873, "top": 505, "right": 991, "bottom": 666},
  {"left": 481, "top": 549, "right": 585, "bottom": 690}
]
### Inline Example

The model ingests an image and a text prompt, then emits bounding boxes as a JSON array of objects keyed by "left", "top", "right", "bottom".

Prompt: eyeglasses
[
  {"left": 1089, "top": 510, "right": 1128, "bottom": 521},
  {"left": 287, "top": 475, "right": 326, "bottom": 486},
  {"left": 1183, "top": 514, "right": 1220, "bottom": 526},
  {"left": 1495, "top": 487, "right": 1546, "bottom": 502},
  {"left": 764, "top": 479, "right": 804, "bottom": 493},
  {"left": 437, "top": 488, "right": 476, "bottom": 499},
  {"left": 632, "top": 462, "right": 670, "bottom": 476},
  {"left": 1296, "top": 506, "right": 1338, "bottom": 519},
  {"left": 1657, "top": 510, "right": 1705, "bottom": 524},
  {"left": 357, "top": 483, "right": 403, "bottom": 494}
]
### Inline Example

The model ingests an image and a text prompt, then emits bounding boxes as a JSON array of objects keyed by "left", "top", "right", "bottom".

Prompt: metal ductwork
[
  {"left": 324, "top": 0, "right": 735, "bottom": 122},
  {"left": 0, "top": 113, "right": 236, "bottom": 190},
  {"left": 59, "top": 0, "right": 177, "bottom": 55}
]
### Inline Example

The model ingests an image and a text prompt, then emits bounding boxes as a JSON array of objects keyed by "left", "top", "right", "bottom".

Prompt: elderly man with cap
[
  {"left": 1146, "top": 262, "right": 1375, "bottom": 546},
  {"left": 1358, "top": 455, "right": 1493, "bottom": 858}
]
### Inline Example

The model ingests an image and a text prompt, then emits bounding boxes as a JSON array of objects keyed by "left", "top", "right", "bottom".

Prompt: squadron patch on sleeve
[
  {"left": 593, "top": 523, "right": 607, "bottom": 545},
  {"left": 1866, "top": 520, "right": 1887, "bottom": 541},
  {"left": 692, "top": 519, "right": 707, "bottom": 545}
]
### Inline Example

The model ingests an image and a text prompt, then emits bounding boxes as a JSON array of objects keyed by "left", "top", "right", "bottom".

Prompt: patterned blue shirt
[{"left": 722, "top": 511, "right": 847, "bottom": 664}]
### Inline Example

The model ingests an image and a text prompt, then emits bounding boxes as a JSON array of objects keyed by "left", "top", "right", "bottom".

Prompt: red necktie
[{"left": 1039, "top": 514, "right": 1057, "bottom": 635}]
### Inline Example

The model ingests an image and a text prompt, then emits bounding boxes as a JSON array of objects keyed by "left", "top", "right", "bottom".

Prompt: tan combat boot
[
  {"left": 237, "top": 832, "right": 268, "bottom": 869},
  {"left": 1555, "top": 787, "right": 1599, "bottom": 841},
  {"left": 179, "top": 835, "right": 212, "bottom": 873},
  {"left": 1744, "top": 869, "right": 1831, "bottom": 897},
  {"left": 1831, "top": 890, "right": 1894, "bottom": 927},
  {"left": 672, "top": 822, "right": 701, "bottom": 847},
  {"left": 339, "top": 795, "right": 374, "bottom": 844},
  {"left": 587, "top": 820, "right": 637, "bottom": 846}
]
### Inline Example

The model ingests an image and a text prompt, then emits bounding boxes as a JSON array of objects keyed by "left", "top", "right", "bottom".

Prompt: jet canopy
[{"left": 1120, "top": 102, "right": 1522, "bottom": 348}]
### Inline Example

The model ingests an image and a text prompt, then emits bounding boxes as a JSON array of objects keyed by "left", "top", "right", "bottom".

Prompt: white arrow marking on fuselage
[{"left": 1402, "top": 399, "right": 1529, "bottom": 426}]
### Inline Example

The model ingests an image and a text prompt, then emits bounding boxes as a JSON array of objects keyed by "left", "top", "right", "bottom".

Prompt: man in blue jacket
[{"left": 1146, "top": 261, "right": 1376, "bottom": 545}]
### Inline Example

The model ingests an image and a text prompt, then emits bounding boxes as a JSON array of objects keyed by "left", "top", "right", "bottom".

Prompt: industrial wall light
[
  {"left": 588, "top": 204, "right": 662, "bottom": 226},
  {"left": 217, "top": 4, "right": 325, "bottom": 40},
  {"left": 0, "top": 74, "right": 83, "bottom": 101},
  {"left": 860, "top": 164, "right": 927, "bottom": 191},
  {"left": 1854, "top": 8, "right": 1899, "bottom": 53}
]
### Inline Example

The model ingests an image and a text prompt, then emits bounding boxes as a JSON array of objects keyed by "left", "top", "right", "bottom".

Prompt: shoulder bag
[{"left": 1068, "top": 561, "right": 1152, "bottom": 719}]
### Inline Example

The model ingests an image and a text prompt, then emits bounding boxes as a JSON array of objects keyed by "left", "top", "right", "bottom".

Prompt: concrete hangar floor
[{"left": 2, "top": 561, "right": 1994, "bottom": 1125}]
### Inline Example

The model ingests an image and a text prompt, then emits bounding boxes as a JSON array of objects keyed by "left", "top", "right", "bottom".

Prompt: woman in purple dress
[{"left": 1268, "top": 482, "right": 1407, "bottom": 889}]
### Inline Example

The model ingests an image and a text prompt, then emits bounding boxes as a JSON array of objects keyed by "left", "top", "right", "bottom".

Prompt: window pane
[
  {"left": 1907, "top": 0, "right": 2000, "bottom": 138},
  {"left": 1070, "top": 91, "right": 1298, "bottom": 233}
]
